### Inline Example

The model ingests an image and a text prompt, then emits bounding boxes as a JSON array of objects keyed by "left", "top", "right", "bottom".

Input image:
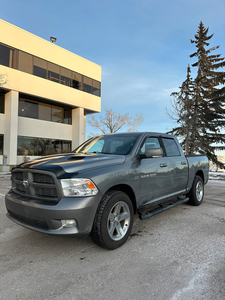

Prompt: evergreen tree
[
  {"left": 168, "top": 65, "right": 195, "bottom": 155},
  {"left": 168, "top": 21, "right": 225, "bottom": 168},
  {"left": 190, "top": 21, "right": 225, "bottom": 167}
]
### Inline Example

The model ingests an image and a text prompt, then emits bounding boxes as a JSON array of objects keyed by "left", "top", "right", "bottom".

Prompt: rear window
[{"left": 162, "top": 138, "right": 180, "bottom": 157}]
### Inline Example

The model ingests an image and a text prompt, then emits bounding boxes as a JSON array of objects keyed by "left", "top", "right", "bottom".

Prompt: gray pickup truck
[{"left": 5, "top": 132, "right": 208, "bottom": 249}]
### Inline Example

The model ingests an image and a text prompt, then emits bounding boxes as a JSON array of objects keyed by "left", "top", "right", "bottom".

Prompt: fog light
[{"left": 61, "top": 219, "right": 76, "bottom": 228}]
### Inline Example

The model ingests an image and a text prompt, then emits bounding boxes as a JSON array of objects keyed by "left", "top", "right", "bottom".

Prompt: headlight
[{"left": 60, "top": 178, "right": 98, "bottom": 197}]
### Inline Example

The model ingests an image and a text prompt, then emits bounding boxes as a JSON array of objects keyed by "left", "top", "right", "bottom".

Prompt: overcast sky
[{"left": 1, "top": 0, "right": 225, "bottom": 136}]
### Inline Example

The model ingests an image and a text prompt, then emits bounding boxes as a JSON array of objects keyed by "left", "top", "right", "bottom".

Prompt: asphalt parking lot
[{"left": 0, "top": 175, "right": 224, "bottom": 300}]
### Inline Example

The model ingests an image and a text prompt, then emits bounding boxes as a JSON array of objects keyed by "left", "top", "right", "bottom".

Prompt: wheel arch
[
  {"left": 195, "top": 170, "right": 204, "bottom": 182},
  {"left": 106, "top": 184, "right": 137, "bottom": 214}
]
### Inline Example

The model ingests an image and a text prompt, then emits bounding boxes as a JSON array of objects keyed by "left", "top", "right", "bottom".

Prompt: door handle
[
  {"left": 181, "top": 161, "right": 187, "bottom": 165},
  {"left": 160, "top": 163, "right": 167, "bottom": 168}
]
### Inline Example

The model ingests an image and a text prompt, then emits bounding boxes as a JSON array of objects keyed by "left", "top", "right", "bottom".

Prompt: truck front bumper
[{"left": 5, "top": 190, "right": 103, "bottom": 237}]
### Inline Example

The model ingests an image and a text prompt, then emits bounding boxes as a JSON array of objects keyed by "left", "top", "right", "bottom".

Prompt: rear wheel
[
  {"left": 187, "top": 175, "right": 204, "bottom": 206},
  {"left": 91, "top": 190, "right": 134, "bottom": 250}
]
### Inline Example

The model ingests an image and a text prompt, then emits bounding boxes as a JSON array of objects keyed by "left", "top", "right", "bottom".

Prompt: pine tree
[
  {"left": 190, "top": 21, "right": 225, "bottom": 167},
  {"left": 167, "top": 65, "right": 195, "bottom": 155},
  {"left": 168, "top": 22, "right": 225, "bottom": 168}
]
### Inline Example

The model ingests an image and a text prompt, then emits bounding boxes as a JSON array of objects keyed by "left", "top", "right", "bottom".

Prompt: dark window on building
[
  {"left": 61, "top": 68, "right": 71, "bottom": 87},
  {"left": 2, "top": 42, "right": 101, "bottom": 97},
  {"left": 17, "top": 136, "right": 38, "bottom": 156},
  {"left": 19, "top": 99, "right": 38, "bottom": 119},
  {"left": 0, "top": 43, "right": 13, "bottom": 67},
  {"left": 83, "top": 76, "right": 92, "bottom": 94},
  {"left": 48, "top": 62, "right": 60, "bottom": 83},
  {"left": 61, "top": 75, "right": 71, "bottom": 87},
  {"left": 62, "top": 140, "right": 71, "bottom": 153},
  {"left": 33, "top": 57, "right": 47, "bottom": 79},
  {"left": 18, "top": 51, "right": 33, "bottom": 74},
  {"left": 64, "top": 109, "right": 72, "bottom": 124},
  {"left": 72, "top": 72, "right": 82, "bottom": 90},
  {"left": 18, "top": 99, "right": 25, "bottom": 117},
  {"left": 48, "top": 70, "right": 60, "bottom": 83},
  {"left": 17, "top": 136, "right": 23, "bottom": 155},
  {"left": 17, "top": 136, "right": 71, "bottom": 156},
  {"left": 52, "top": 105, "right": 63, "bottom": 123},
  {"left": 19, "top": 97, "right": 72, "bottom": 124},
  {"left": 162, "top": 138, "right": 181, "bottom": 157},
  {"left": 93, "top": 80, "right": 101, "bottom": 96},
  {"left": 33, "top": 65, "right": 47, "bottom": 79},
  {"left": 37, "top": 138, "right": 53, "bottom": 156},
  {"left": 0, "top": 94, "right": 5, "bottom": 114},
  {"left": 24, "top": 100, "right": 38, "bottom": 119},
  {"left": 39, "top": 103, "right": 52, "bottom": 121},
  {"left": 0, "top": 135, "right": 3, "bottom": 155}
]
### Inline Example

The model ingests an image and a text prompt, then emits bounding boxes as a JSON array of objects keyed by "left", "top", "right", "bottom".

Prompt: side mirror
[{"left": 145, "top": 148, "right": 163, "bottom": 158}]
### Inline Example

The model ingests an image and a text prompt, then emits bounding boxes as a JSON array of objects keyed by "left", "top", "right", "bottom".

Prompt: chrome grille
[{"left": 11, "top": 169, "right": 59, "bottom": 203}]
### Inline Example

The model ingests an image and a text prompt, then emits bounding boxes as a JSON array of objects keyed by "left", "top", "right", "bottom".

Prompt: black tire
[
  {"left": 187, "top": 175, "right": 204, "bottom": 206},
  {"left": 91, "top": 190, "right": 134, "bottom": 250}
]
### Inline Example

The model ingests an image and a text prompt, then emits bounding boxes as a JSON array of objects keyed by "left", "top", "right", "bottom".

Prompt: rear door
[{"left": 161, "top": 137, "right": 188, "bottom": 197}]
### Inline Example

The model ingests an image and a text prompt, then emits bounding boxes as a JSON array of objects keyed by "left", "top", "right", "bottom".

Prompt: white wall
[
  {"left": 18, "top": 117, "right": 72, "bottom": 140},
  {"left": 4, "top": 91, "right": 19, "bottom": 165}
]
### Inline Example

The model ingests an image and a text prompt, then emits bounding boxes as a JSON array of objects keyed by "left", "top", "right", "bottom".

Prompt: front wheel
[
  {"left": 91, "top": 190, "right": 134, "bottom": 250},
  {"left": 187, "top": 175, "right": 204, "bottom": 206}
]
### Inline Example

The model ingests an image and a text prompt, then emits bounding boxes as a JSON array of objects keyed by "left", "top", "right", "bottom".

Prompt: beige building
[{"left": 0, "top": 19, "right": 101, "bottom": 169}]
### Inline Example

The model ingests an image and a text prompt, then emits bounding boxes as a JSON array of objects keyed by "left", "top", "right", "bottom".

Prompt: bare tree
[{"left": 88, "top": 109, "right": 143, "bottom": 134}]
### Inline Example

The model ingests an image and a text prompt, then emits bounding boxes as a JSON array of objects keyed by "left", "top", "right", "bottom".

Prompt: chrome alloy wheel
[
  {"left": 196, "top": 180, "right": 203, "bottom": 201},
  {"left": 107, "top": 201, "right": 131, "bottom": 241}
]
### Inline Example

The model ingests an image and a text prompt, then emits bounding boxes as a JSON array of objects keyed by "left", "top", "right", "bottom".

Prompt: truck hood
[{"left": 16, "top": 153, "right": 126, "bottom": 178}]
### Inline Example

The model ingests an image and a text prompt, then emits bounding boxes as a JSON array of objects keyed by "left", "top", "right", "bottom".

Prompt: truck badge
[{"left": 23, "top": 179, "right": 29, "bottom": 188}]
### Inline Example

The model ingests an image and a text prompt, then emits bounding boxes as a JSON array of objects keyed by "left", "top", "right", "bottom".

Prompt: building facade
[{"left": 0, "top": 19, "right": 101, "bottom": 167}]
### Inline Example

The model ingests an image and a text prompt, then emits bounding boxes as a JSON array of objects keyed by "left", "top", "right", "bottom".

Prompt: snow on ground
[{"left": 209, "top": 172, "right": 225, "bottom": 181}]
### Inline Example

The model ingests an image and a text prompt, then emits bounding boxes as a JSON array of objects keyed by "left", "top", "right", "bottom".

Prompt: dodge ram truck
[{"left": 5, "top": 132, "right": 209, "bottom": 249}]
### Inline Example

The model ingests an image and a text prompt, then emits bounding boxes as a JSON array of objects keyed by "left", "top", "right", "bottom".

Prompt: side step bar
[{"left": 138, "top": 197, "right": 189, "bottom": 220}]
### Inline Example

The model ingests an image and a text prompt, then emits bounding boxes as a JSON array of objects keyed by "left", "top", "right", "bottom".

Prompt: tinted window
[
  {"left": 83, "top": 76, "right": 92, "bottom": 94},
  {"left": 83, "top": 84, "right": 92, "bottom": 94},
  {"left": 162, "top": 138, "right": 180, "bottom": 157},
  {"left": 33, "top": 65, "right": 47, "bottom": 79},
  {"left": 140, "top": 137, "right": 161, "bottom": 155},
  {"left": 64, "top": 109, "right": 72, "bottom": 124},
  {"left": 18, "top": 99, "right": 38, "bottom": 119},
  {"left": 72, "top": 72, "right": 82, "bottom": 90},
  {"left": 19, "top": 97, "right": 72, "bottom": 124},
  {"left": 48, "top": 71, "right": 60, "bottom": 83},
  {"left": 61, "top": 75, "right": 71, "bottom": 87},
  {"left": 61, "top": 68, "right": 72, "bottom": 87},
  {"left": 39, "top": 103, "right": 52, "bottom": 121},
  {"left": 0, "top": 94, "right": 4, "bottom": 113},
  {"left": 24, "top": 101, "right": 38, "bottom": 119},
  {"left": 0, "top": 44, "right": 13, "bottom": 67},
  {"left": 62, "top": 141, "right": 71, "bottom": 153},
  {"left": 93, "top": 80, "right": 101, "bottom": 96},
  {"left": 0, "top": 135, "right": 3, "bottom": 155},
  {"left": 18, "top": 51, "right": 33, "bottom": 74},
  {"left": 52, "top": 106, "right": 63, "bottom": 123},
  {"left": 17, "top": 136, "right": 71, "bottom": 156}
]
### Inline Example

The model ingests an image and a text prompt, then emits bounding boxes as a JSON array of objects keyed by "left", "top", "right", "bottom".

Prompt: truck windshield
[{"left": 73, "top": 135, "right": 139, "bottom": 155}]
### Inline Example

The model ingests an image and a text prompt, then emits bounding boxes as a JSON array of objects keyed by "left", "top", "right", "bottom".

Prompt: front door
[{"left": 133, "top": 136, "right": 171, "bottom": 207}]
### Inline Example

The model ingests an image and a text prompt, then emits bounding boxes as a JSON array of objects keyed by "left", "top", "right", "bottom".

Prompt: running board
[{"left": 138, "top": 197, "right": 189, "bottom": 220}]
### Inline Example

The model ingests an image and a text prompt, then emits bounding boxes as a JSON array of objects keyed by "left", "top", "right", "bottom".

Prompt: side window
[
  {"left": 162, "top": 138, "right": 180, "bottom": 157},
  {"left": 140, "top": 137, "right": 161, "bottom": 155}
]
